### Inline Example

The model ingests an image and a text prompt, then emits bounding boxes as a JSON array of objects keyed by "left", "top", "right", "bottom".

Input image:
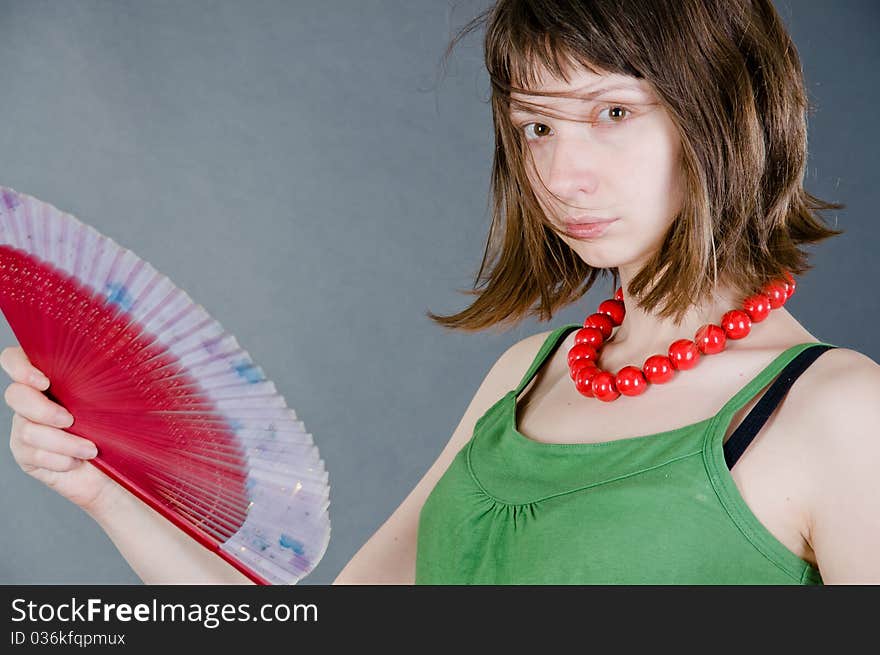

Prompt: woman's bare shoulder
[
  {"left": 798, "top": 346, "right": 879, "bottom": 412},
  {"left": 790, "top": 346, "right": 879, "bottom": 441},
  {"left": 496, "top": 328, "right": 559, "bottom": 381}
]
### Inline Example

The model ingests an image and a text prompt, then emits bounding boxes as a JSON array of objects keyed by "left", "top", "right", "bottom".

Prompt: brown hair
[{"left": 426, "top": 0, "right": 844, "bottom": 333}]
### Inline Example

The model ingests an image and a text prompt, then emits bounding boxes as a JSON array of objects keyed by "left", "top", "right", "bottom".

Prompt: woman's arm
[
  {"left": 802, "top": 348, "right": 880, "bottom": 584},
  {"left": 332, "top": 331, "right": 551, "bottom": 584},
  {"left": 85, "top": 481, "right": 255, "bottom": 584}
]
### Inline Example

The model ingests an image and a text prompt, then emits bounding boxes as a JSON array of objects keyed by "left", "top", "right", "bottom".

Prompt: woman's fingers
[
  {"left": 17, "top": 417, "right": 97, "bottom": 459},
  {"left": 0, "top": 346, "right": 50, "bottom": 390},
  {"left": 9, "top": 414, "right": 93, "bottom": 473},
  {"left": 4, "top": 382, "right": 74, "bottom": 428},
  {"left": 16, "top": 446, "right": 82, "bottom": 473},
  {"left": 0, "top": 348, "right": 71, "bottom": 429},
  {"left": 2, "top": 347, "right": 95, "bottom": 476},
  {"left": 14, "top": 442, "right": 85, "bottom": 472}
]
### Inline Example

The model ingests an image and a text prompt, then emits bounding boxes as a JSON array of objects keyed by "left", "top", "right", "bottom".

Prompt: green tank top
[{"left": 416, "top": 323, "right": 834, "bottom": 585}]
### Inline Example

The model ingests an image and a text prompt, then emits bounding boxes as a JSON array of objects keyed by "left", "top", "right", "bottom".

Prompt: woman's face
[{"left": 510, "top": 63, "right": 684, "bottom": 272}]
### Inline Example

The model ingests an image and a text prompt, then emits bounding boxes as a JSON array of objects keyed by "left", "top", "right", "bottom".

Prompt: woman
[{"left": 4, "top": 0, "right": 879, "bottom": 584}]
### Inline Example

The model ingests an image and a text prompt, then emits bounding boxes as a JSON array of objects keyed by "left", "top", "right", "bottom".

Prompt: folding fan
[{"left": 0, "top": 185, "right": 330, "bottom": 585}]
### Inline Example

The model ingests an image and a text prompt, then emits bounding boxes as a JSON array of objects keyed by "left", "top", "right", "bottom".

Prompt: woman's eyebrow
[{"left": 509, "top": 83, "right": 645, "bottom": 114}]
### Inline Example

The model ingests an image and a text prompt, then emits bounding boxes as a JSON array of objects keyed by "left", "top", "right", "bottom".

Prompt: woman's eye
[
  {"left": 596, "top": 105, "right": 632, "bottom": 124},
  {"left": 519, "top": 106, "right": 632, "bottom": 142},
  {"left": 521, "top": 122, "right": 551, "bottom": 141}
]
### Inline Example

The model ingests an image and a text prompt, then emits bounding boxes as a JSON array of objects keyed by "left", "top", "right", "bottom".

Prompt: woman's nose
[{"left": 541, "top": 133, "right": 601, "bottom": 199}]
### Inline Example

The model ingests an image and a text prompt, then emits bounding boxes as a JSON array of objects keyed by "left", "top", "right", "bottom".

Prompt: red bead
[
  {"left": 721, "top": 309, "right": 752, "bottom": 339},
  {"left": 694, "top": 323, "right": 726, "bottom": 355},
  {"left": 574, "top": 364, "right": 600, "bottom": 396},
  {"left": 597, "top": 299, "right": 625, "bottom": 326},
  {"left": 574, "top": 326, "right": 605, "bottom": 349},
  {"left": 784, "top": 272, "right": 796, "bottom": 298},
  {"left": 642, "top": 355, "right": 675, "bottom": 384},
  {"left": 761, "top": 282, "right": 788, "bottom": 309},
  {"left": 668, "top": 338, "right": 700, "bottom": 370},
  {"left": 591, "top": 371, "right": 620, "bottom": 402},
  {"left": 583, "top": 313, "right": 614, "bottom": 339},
  {"left": 615, "top": 366, "right": 647, "bottom": 396},
  {"left": 614, "top": 286, "right": 623, "bottom": 301},
  {"left": 567, "top": 343, "right": 597, "bottom": 368},
  {"left": 569, "top": 358, "right": 597, "bottom": 381},
  {"left": 742, "top": 294, "right": 772, "bottom": 322}
]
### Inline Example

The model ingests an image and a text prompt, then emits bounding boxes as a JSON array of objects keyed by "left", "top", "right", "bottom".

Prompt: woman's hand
[
  {"left": 2, "top": 345, "right": 120, "bottom": 517},
  {"left": 2, "top": 345, "right": 255, "bottom": 583}
]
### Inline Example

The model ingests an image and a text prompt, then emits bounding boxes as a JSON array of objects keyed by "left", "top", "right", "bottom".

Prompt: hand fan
[{"left": 0, "top": 185, "right": 330, "bottom": 585}]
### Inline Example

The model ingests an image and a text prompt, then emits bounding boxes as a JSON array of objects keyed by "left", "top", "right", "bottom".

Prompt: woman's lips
[{"left": 564, "top": 218, "right": 618, "bottom": 239}]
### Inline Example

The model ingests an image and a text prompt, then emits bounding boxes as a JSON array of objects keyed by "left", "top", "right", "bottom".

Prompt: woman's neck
[{"left": 597, "top": 268, "right": 745, "bottom": 369}]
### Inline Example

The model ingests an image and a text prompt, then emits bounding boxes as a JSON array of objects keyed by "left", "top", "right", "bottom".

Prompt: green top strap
[{"left": 513, "top": 323, "right": 581, "bottom": 396}]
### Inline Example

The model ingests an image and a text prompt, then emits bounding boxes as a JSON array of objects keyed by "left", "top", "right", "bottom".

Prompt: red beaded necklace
[{"left": 567, "top": 272, "right": 797, "bottom": 401}]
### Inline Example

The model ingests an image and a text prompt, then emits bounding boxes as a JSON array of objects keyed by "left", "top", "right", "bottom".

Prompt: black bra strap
[{"left": 723, "top": 344, "right": 837, "bottom": 470}]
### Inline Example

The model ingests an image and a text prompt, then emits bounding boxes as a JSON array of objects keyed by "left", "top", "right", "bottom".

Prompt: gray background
[{"left": 0, "top": 0, "right": 876, "bottom": 584}]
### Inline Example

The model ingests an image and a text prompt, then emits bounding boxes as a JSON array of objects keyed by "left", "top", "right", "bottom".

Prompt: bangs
[
  {"left": 494, "top": 31, "right": 597, "bottom": 94},
  {"left": 484, "top": 0, "right": 643, "bottom": 99}
]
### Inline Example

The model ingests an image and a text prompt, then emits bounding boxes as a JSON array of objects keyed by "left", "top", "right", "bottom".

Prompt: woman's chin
[{"left": 568, "top": 243, "right": 627, "bottom": 269}]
